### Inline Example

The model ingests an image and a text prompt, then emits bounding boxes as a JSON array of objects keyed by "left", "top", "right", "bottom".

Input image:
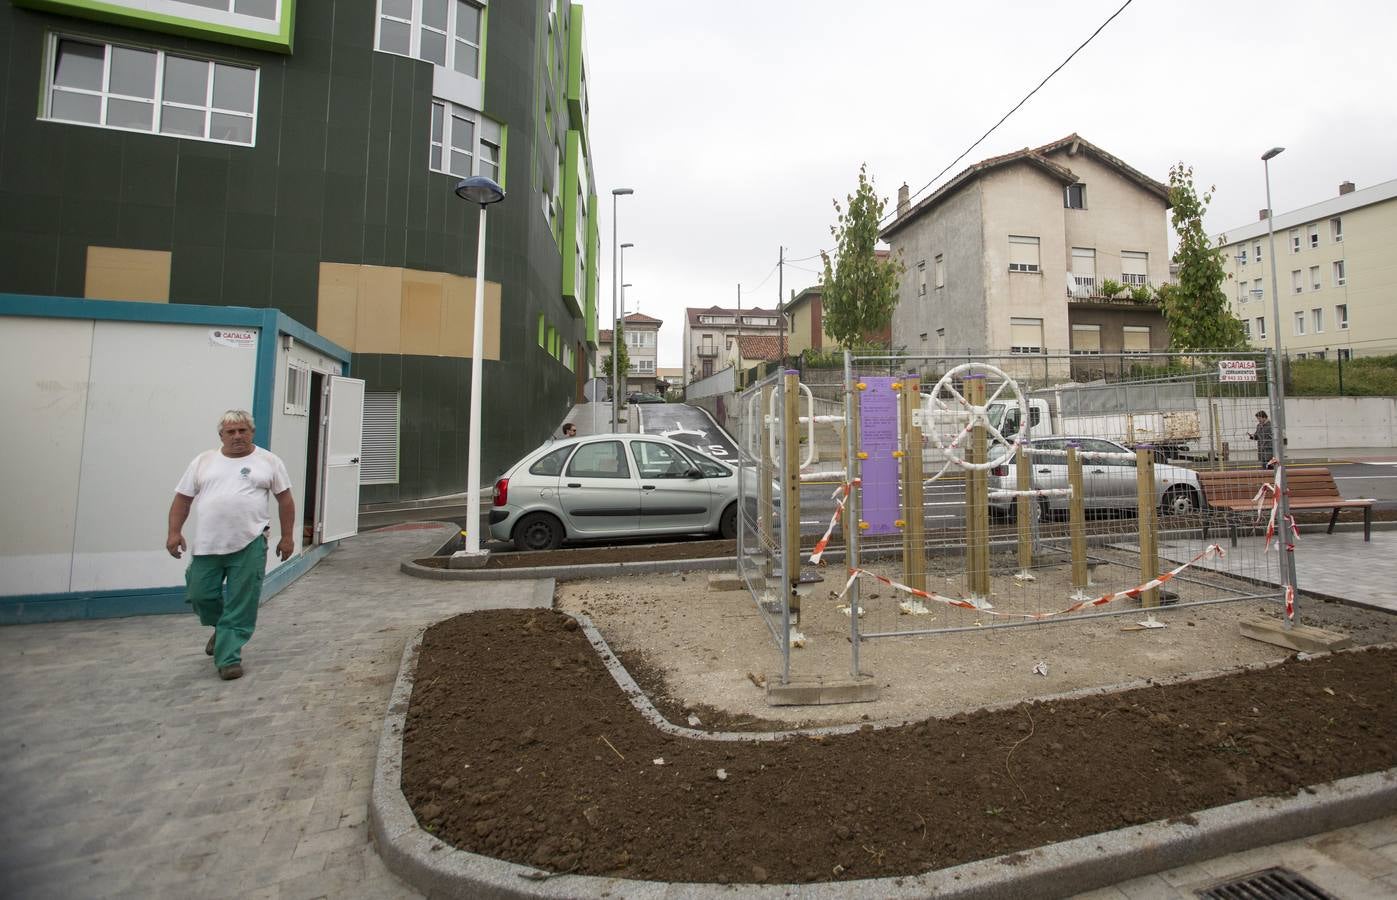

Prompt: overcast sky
[{"left": 581, "top": 0, "right": 1397, "bottom": 370}]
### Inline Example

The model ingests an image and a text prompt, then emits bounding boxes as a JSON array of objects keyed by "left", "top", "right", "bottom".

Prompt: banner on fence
[{"left": 1218, "top": 359, "right": 1258, "bottom": 382}]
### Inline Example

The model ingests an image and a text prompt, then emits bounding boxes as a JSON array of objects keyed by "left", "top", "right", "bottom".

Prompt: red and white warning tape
[
  {"left": 835, "top": 544, "right": 1227, "bottom": 621},
  {"left": 809, "top": 479, "right": 858, "bottom": 565}
]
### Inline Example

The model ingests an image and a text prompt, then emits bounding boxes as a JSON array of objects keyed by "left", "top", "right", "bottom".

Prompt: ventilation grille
[
  {"left": 361, "top": 391, "right": 400, "bottom": 485},
  {"left": 1197, "top": 867, "right": 1336, "bottom": 900}
]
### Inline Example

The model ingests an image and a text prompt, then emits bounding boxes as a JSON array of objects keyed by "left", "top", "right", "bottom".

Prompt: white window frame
[
  {"left": 1254, "top": 241, "right": 1263, "bottom": 263},
  {"left": 1338, "top": 348, "right": 1351, "bottom": 361},
  {"left": 1308, "top": 223, "right": 1319, "bottom": 248},
  {"left": 1290, "top": 229, "right": 1301, "bottom": 253},
  {"left": 1312, "top": 308, "right": 1323, "bottom": 333},
  {"left": 284, "top": 362, "right": 311, "bottom": 416},
  {"left": 934, "top": 253, "right": 945, "bottom": 289},
  {"left": 1008, "top": 235, "right": 1040, "bottom": 273},
  {"left": 1330, "top": 217, "right": 1343, "bottom": 242},
  {"left": 1242, "top": 319, "right": 1251, "bottom": 339},
  {"left": 1121, "top": 250, "right": 1148, "bottom": 286},
  {"left": 1309, "top": 266, "right": 1321, "bottom": 291},
  {"left": 1256, "top": 317, "right": 1267, "bottom": 341},
  {"left": 1122, "top": 325, "right": 1151, "bottom": 355},
  {"left": 917, "top": 259, "right": 927, "bottom": 297},
  {"left": 1070, "top": 324, "right": 1101, "bottom": 355},
  {"left": 1333, "top": 260, "right": 1346, "bottom": 286},
  {"left": 1291, "top": 269, "right": 1303, "bottom": 294},
  {"left": 1237, "top": 247, "right": 1248, "bottom": 266},
  {"left": 375, "top": 0, "right": 484, "bottom": 78},
  {"left": 1064, "top": 183, "right": 1086, "bottom": 209},
  {"left": 1337, "top": 304, "right": 1349, "bottom": 329},
  {"left": 1294, "top": 311, "right": 1306, "bottom": 336},
  {"left": 43, "top": 35, "right": 259, "bottom": 147},
  {"left": 429, "top": 99, "right": 502, "bottom": 180},
  {"left": 361, "top": 391, "right": 402, "bottom": 485}
]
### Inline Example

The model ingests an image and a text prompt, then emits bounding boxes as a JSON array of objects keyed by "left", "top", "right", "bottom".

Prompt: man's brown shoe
[
  {"left": 218, "top": 664, "right": 243, "bottom": 681},
  {"left": 205, "top": 633, "right": 215, "bottom": 656}
]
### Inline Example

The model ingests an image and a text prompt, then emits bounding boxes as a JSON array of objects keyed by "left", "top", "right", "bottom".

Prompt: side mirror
[{"left": 687, "top": 468, "right": 703, "bottom": 479}]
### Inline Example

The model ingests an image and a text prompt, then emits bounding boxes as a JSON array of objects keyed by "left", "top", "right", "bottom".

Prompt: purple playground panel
[{"left": 859, "top": 376, "right": 901, "bottom": 536}]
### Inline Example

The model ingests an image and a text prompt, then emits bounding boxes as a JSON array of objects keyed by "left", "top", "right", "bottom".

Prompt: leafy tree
[
  {"left": 820, "top": 165, "right": 904, "bottom": 348},
  {"left": 600, "top": 323, "right": 630, "bottom": 391},
  {"left": 1162, "top": 164, "right": 1249, "bottom": 351}
]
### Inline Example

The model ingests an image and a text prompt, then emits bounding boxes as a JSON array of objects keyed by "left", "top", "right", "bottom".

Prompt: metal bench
[{"left": 1197, "top": 467, "right": 1374, "bottom": 543}]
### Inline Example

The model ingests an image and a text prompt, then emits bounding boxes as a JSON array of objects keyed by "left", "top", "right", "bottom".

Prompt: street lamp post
[
  {"left": 610, "top": 188, "right": 634, "bottom": 431},
  {"left": 619, "top": 241, "right": 633, "bottom": 413},
  {"left": 1261, "top": 146, "right": 1297, "bottom": 614},
  {"left": 454, "top": 175, "right": 505, "bottom": 557}
]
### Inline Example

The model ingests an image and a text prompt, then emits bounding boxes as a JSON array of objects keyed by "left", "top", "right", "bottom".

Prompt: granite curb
[{"left": 369, "top": 615, "right": 1397, "bottom": 899}]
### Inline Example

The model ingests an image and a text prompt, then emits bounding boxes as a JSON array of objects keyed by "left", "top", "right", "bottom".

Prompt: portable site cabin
[{"left": 0, "top": 294, "right": 363, "bottom": 624}]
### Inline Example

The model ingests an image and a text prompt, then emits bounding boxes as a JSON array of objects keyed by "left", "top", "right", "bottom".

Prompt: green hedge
[{"left": 1288, "top": 354, "right": 1397, "bottom": 396}]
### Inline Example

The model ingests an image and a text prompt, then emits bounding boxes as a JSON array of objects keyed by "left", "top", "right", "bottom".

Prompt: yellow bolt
[
  {"left": 892, "top": 450, "right": 905, "bottom": 458},
  {"left": 856, "top": 451, "right": 868, "bottom": 460},
  {"left": 855, "top": 382, "right": 867, "bottom": 391},
  {"left": 891, "top": 381, "right": 903, "bottom": 390},
  {"left": 894, "top": 519, "right": 906, "bottom": 528},
  {"left": 858, "top": 521, "right": 870, "bottom": 530}
]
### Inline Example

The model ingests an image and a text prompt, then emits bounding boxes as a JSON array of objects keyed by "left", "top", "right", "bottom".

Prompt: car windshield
[{"left": 676, "top": 444, "right": 731, "bottom": 478}]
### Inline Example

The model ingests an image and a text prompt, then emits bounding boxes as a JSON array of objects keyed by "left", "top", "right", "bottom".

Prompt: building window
[
  {"left": 537, "top": 313, "right": 546, "bottom": 347},
  {"left": 1309, "top": 266, "right": 1320, "bottom": 291},
  {"left": 1070, "top": 324, "right": 1101, "bottom": 355},
  {"left": 934, "top": 254, "right": 945, "bottom": 289},
  {"left": 1336, "top": 304, "right": 1348, "bottom": 329},
  {"left": 1236, "top": 247, "right": 1248, "bottom": 266},
  {"left": 1338, "top": 348, "right": 1351, "bottom": 361},
  {"left": 1330, "top": 217, "right": 1343, "bottom": 242},
  {"left": 1008, "top": 236, "right": 1040, "bottom": 273},
  {"left": 1071, "top": 247, "right": 1096, "bottom": 292},
  {"left": 1064, "top": 183, "right": 1086, "bottom": 209},
  {"left": 917, "top": 259, "right": 927, "bottom": 297},
  {"left": 361, "top": 391, "right": 402, "bottom": 485},
  {"left": 171, "top": 0, "right": 278, "bottom": 18},
  {"left": 1312, "top": 308, "right": 1323, "bottom": 333},
  {"left": 1307, "top": 223, "right": 1319, "bottom": 248},
  {"left": 1255, "top": 241, "right": 1263, "bottom": 263},
  {"left": 1253, "top": 279, "right": 1264, "bottom": 300},
  {"left": 1333, "top": 260, "right": 1346, "bottom": 286},
  {"left": 44, "top": 36, "right": 257, "bottom": 146},
  {"left": 377, "top": 0, "right": 483, "bottom": 78},
  {"left": 1242, "top": 319, "right": 1251, "bottom": 339},
  {"left": 284, "top": 362, "right": 310, "bottom": 415},
  {"left": 1289, "top": 229, "right": 1301, "bottom": 253},
  {"left": 1256, "top": 317, "right": 1266, "bottom": 341},
  {"left": 1009, "top": 317, "right": 1043, "bottom": 354},
  {"left": 1294, "top": 311, "right": 1305, "bottom": 335},
  {"left": 935, "top": 327, "right": 945, "bottom": 354},
  {"left": 1291, "top": 269, "right": 1303, "bottom": 294},
  {"left": 1122, "top": 325, "right": 1151, "bottom": 354},
  {"left": 1121, "top": 250, "right": 1148, "bottom": 286},
  {"left": 430, "top": 100, "right": 503, "bottom": 180}
]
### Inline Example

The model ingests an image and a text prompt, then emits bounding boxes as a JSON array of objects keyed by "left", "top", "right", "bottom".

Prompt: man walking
[
  {"left": 166, "top": 410, "right": 295, "bottom": 680},
  {"left": 1249, "top": 410, "right": 1275, "bottom": 469}
]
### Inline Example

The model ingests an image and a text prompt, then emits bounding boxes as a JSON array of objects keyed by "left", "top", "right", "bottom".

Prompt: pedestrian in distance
[
  {"left": 1249, "top": 409, "right": 1275, "bottom": 469},
  {"left": 561, "top": 422, "right": 577, "bottom": 438},
  {"left": 166, "top": 410, "right": 295, "bottom": 681}
]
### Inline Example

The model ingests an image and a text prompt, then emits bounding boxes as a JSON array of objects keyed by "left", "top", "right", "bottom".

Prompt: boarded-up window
[{"left": 361, "top": 391, "right": 401, "bottom": 484}]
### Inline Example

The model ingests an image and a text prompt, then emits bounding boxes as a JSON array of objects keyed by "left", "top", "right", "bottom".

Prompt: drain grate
[{"left": 1197, "top": 867, "right": 1337, "bottom": 900}]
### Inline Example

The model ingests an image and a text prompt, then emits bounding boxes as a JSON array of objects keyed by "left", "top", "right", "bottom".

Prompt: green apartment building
[{"left": 0, "top": 0, "right": 602, "bottom": 501}]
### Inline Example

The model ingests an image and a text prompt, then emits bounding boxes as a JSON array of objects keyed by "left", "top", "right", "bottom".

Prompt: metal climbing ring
[{"left": 926, "top": 362, "right": 1029, "bottom": 471}]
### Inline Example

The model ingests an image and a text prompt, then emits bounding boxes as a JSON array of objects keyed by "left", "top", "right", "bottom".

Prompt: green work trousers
[{"left": 187, "top": 533, "right": 266, "bottom": 668}]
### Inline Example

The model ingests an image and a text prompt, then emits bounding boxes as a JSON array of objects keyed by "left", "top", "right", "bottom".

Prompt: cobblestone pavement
[
  {"left": 1, "top": 521, "right": 1393, "bottom": 899},
  {"left": 0, "top": 523, "right": 547, "bottom": 900}
]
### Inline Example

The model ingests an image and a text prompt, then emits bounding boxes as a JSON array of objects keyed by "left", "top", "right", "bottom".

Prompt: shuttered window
[
  {"left": 361, "top": 391, "right": 401, "bottom": 484},
  {"left": 1008, "top": 236, "right": 1040, "bottom": 273},
  {"left": 1009, "top": 317, "right": 1043, "bottom": 354},
  {"left": 1070, "top": 324, "right": 1101, "bottom": 354},
  {"left": 1123, "top": 326, "right": 1151, "bottom": 354}
]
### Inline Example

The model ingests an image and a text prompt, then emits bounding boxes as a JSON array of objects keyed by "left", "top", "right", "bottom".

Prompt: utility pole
[
  {"left": 735, "top": 283, "right": 742, "bottom": 381},
  {"left": 777, "top": 246, "right": 785, "bottom": 361}
]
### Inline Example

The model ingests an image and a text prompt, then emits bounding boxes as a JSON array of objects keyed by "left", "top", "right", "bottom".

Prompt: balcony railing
[{"left": 697, "top": 345, "right": 718, "bottom": 358}]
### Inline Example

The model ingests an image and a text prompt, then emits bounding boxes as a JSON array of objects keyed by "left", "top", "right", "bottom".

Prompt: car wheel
[
  {"left": 513, "top": 512, "right": 564, "bottom": 551},
  {"left": 1161, "top": 486, "right": 1199, "bottom": 517},
  {"left": 719, "top": 503, "right": 738, "bottom": 540}
]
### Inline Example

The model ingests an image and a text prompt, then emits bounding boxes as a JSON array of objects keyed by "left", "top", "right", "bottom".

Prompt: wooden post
[
  {"left": 1067, "top": 445, "right": 1088, "bottom": 590},
  {"left": 1137, "top": 446, "right": 1159, "bottom": 607},
  {"left": 900, "top": 375, "right": 926, "bottom": 592},
  {"left": 783, "top": 371, "right": 802, "bottom": 616},
  {"left": 965, "top": 376, "right": 990, "bottom": 598},
  {"left": 1016, "top": 443, "right": 1033, "bottom": 572},
  {"left": 759, "top": 384, "right": 774, "bottom": 551},
  {"left": 845, "top": 385, "right": 860, "bottom": 573},
  {"left": 1209, "top": 399, "right": 1223, "bottom": 472}
]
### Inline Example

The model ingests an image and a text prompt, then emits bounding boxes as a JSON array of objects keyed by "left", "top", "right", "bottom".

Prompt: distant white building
[
  {"left": 1212, "top": 178, "right": 1397, "bottom": 359},
  {"left": 682, "top": 305, "right": 782, "bottom": 381},
  {"left": 596, "top": 312, "right": 662, "bottom": 393}
]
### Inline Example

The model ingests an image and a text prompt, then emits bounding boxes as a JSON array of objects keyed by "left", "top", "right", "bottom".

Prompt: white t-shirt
[{"left": 175, "top": 447, "right": 292, "bottom": 556}]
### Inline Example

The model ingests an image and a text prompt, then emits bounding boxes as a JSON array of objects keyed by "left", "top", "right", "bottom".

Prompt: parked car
[
  {"left": 490, "top": 433, "right": 751, "bottom": 550},
  {"left": 627, "top": 392, "right": 665, "bottom": 404},
  {"left": 988, "top": 436, "right": 1203, "bottom": 520}
]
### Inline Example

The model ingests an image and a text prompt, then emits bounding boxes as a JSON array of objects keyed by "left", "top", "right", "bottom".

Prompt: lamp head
[
  {"left": 612, "top": 187, "right": 634, "bottom": 197},
  {"left": 621, "top": 242, "right": 634, "bottom": 249},
  {"left": 1261, "top": 147, "right": 1285, "bottom": 161},
  {"left": 454, "top": 176, "right": 505, "bottom": 206}
]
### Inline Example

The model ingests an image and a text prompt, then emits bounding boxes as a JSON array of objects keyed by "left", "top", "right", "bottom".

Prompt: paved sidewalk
[
  {"left": 0, "top": 523, "right": 548, "bottom": 900},
  {"left": 1, "top": 522, "right": 1393, "bottom": 899}
]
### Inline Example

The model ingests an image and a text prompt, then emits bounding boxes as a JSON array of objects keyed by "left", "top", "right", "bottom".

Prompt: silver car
[
  {"left": 989, "top": 436, "right": 1203, "bottom": 520},
  {"left": 489, "top": 433, "right": 745, "bottom": 550}
]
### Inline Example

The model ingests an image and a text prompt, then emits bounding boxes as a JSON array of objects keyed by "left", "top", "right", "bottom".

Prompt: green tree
[
  {"left": 820, "top": 165, "right": 904, "bottom": 348},
  {"left": 600, "top": 323, "right": 630, "bottom": 392},
  {"left": 1162, "top": 164, "right": 1249, "bottom": 352}
]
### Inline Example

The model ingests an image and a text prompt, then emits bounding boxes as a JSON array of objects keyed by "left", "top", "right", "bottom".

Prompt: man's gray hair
[{"left": 219, "top": 409, "right": 255, "bottom": 430}]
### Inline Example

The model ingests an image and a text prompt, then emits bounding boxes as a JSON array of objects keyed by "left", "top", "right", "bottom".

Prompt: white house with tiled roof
[
  {"left": 682, "top": 305, "right": 782, "bottom": 382},
  {"left": 597, "top": 311, "right": 663, "bottom": 394},
  {"left": 881, "top": 134, "right": 1172, "bottom": 363}
]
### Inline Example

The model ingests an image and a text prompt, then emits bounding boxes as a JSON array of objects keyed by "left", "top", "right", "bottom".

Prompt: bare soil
[{"left": 402, "top": 609, "right": 1397, "bottom": 885}]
